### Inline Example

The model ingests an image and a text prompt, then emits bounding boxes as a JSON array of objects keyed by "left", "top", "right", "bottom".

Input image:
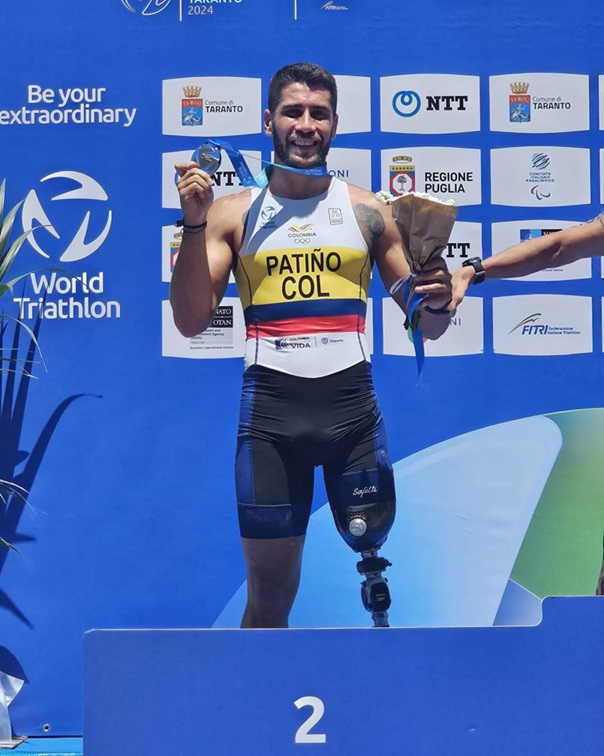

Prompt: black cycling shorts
[{"left": 235, "top": 361, "right": 396, "bottom": 539}]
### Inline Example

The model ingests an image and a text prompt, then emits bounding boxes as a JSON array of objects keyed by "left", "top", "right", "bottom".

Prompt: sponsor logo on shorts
[{"left": 353, "top": 485, "right": 378, "bottom": 498}]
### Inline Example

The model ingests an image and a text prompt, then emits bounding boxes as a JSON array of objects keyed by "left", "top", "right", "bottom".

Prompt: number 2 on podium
[{"left": 294, "top": 696, "right": 326, "bottom": 744}]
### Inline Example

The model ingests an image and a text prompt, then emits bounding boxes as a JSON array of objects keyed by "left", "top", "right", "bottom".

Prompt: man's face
[{"left": 264, "top": 83, "right": 338, "bottom": 169}]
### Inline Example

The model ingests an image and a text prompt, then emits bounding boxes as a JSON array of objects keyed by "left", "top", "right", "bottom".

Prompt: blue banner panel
[
  {"left": 84, "top": 597, "right": 604, "bottom": 756},
  {"left": 1, "top": 0, "right": 604, "bottom": 737}
]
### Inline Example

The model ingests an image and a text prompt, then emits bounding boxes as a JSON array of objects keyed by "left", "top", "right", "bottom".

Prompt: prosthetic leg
[{"left": 331, "top": 499, "right": 396, "bottom": 627}]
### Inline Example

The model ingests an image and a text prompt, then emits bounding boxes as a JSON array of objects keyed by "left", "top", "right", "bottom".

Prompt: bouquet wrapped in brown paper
[
  {"left": 377, "top": 190, "right": 458, "bottom": 275},
  {"left": 375, "top": 190, "right": 458, "bottom": 345},
  {"left": 377, "top": 191, "right": 458, "bottom": 331}
]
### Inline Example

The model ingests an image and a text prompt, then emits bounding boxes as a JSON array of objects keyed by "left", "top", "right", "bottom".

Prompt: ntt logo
[
  {"left": 121, "top": 0, "right": 172, "bottom": 15},
  {"left": 392, "top": 90, "right": 421, "bottom": 117}
]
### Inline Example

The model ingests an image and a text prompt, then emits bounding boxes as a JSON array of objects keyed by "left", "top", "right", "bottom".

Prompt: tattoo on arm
[{"left": 354, "top": 204, "right": 385, "bottom": 248}]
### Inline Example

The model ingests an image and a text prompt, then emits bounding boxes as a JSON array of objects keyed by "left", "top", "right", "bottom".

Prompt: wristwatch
[{"left": 461, "top": 257, "right": 486, "bottom": 284}]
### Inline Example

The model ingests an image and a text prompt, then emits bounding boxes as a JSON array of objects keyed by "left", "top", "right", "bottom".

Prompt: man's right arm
[
  {"left": 452, "top": 214, "right": 604, "bottom": 308},
  {"left": 169, "top": 161, "right": 235, "bottom": 338}
]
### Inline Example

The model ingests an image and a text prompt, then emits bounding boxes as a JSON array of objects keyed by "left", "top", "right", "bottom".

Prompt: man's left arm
[{"left": 353, "top": 194, "right": 453, "bottom": 340}]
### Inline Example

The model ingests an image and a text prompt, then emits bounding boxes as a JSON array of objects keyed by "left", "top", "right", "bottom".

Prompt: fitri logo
[
  {"left": 22, "top": 171, "right": 112, "bottom": 262},
  {"left": 121, "top": 0, "right": 172, "bottom": 15}
]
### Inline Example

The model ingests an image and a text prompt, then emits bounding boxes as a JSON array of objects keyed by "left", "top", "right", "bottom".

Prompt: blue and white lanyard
[{"left": 174, "top": 139, "right": 329, "bottom": 188}]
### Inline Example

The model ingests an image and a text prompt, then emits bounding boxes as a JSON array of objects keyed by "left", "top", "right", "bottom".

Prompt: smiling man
[{"left": 171, "top": 63, "right": 453, "bottom": 628}]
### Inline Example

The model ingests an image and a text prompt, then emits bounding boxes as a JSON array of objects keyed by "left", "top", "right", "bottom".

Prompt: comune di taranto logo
[
  {"left": 121, "top": 0, "right": 172, "bottom": 14},
  {"left": 17, "top": 171, "right": 120, "bottom": 321},
  {"left": 182, "top": 86, "right": 203, "bottom": 126},
  {"left": 509, "top": 82, "right": 531, "bottom": 123}
]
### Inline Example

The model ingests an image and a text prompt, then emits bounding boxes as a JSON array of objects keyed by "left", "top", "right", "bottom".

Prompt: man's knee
[{"left": 247, "top": 569, "right": 299, "bottom": 611}]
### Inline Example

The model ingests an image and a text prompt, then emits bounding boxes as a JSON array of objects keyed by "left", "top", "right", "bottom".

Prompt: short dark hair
[{"left": 268, "top": 62, "right": 338, "bottom": 114}]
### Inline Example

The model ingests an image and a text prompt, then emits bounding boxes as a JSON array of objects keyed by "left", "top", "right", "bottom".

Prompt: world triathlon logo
[
  {"left": 121, "top": 0, "right": 172, "bottom": 15},
  {"left": 392, "top": 90, "right": 421, "bottom": 118},
  {"left": 22, "top": 171, "right": 112, "bottom": 262}
]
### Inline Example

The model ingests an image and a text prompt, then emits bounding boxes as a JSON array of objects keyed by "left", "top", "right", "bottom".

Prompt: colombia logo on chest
[{"left": 287, "top": 223, "right": 317, "bottom": 245}]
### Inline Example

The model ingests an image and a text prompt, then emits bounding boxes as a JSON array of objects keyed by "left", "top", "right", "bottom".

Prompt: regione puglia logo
[
  {"left": 389, "top": 155, "right": 415, "bottom": 196},
  {"left": 22, "top": 171, "right": 112, "bottom": 262},
  {"left": 182, "top": 85, "right": 203, "bottom": 126},
  {"left": 121, "top": 0, "right": 172, "bottom": 15}
]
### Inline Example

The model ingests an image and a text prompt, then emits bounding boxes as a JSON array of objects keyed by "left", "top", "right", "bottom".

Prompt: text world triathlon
[{"left": 14, "top": 272, "right": 120, "bottom": 320}]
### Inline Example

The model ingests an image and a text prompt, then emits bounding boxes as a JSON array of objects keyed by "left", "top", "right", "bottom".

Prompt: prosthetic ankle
[{"left": 330, "top": 495, "right": 395, "bottom": 628}]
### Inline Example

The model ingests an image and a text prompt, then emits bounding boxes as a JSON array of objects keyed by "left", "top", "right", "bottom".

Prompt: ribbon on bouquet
[{"left": 390, "top": 275, "right": 426, "bottom": 379}]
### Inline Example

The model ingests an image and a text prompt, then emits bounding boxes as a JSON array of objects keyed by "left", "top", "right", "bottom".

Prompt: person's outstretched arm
[{"left": 451, "top": 214, "right": 604, "bottom": 309}]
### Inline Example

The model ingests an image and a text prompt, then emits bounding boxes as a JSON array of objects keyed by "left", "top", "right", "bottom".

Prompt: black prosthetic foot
[{"left": 356, "top": 549, "right": 393, "bottom": 627}]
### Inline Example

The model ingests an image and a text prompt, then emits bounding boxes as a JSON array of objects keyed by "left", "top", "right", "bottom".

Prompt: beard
[{"left": 272, "top": 129, "right": 331, "bottom": 169}]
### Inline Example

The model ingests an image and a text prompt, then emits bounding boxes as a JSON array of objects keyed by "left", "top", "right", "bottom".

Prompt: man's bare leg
[{"left": 240, "top": 535, "right": 306, "bottom": 628}]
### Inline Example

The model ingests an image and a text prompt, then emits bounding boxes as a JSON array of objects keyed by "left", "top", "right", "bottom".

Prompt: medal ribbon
[{"left": 175, "top": 139, "right": 329, "bottom": 188}]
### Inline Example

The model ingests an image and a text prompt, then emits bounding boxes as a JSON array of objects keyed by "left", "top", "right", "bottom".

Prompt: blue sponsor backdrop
[{"left": 0, "top": 0, "right": 603, "bottom": 736}]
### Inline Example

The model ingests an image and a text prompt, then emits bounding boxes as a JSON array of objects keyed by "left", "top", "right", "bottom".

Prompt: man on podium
[{"left": 170, "top": 62, "right": 453, "bottom": 628}]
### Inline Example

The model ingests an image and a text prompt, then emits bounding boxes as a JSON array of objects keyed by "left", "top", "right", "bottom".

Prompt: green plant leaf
[
  {"left": 0, "top": 198, "right": 25, "bottom": 260},
  {"left": 0, "top": 226, "right": 34, "bottom": 283},
  {"left": 0, "top": 536, "right": 18, "bottom": 553},
  {"left": 0, "top": 313, "right": 46, "bottom": 371},
  {"left": 0, "top": 179, "right": 6, "bottom": 225}
]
